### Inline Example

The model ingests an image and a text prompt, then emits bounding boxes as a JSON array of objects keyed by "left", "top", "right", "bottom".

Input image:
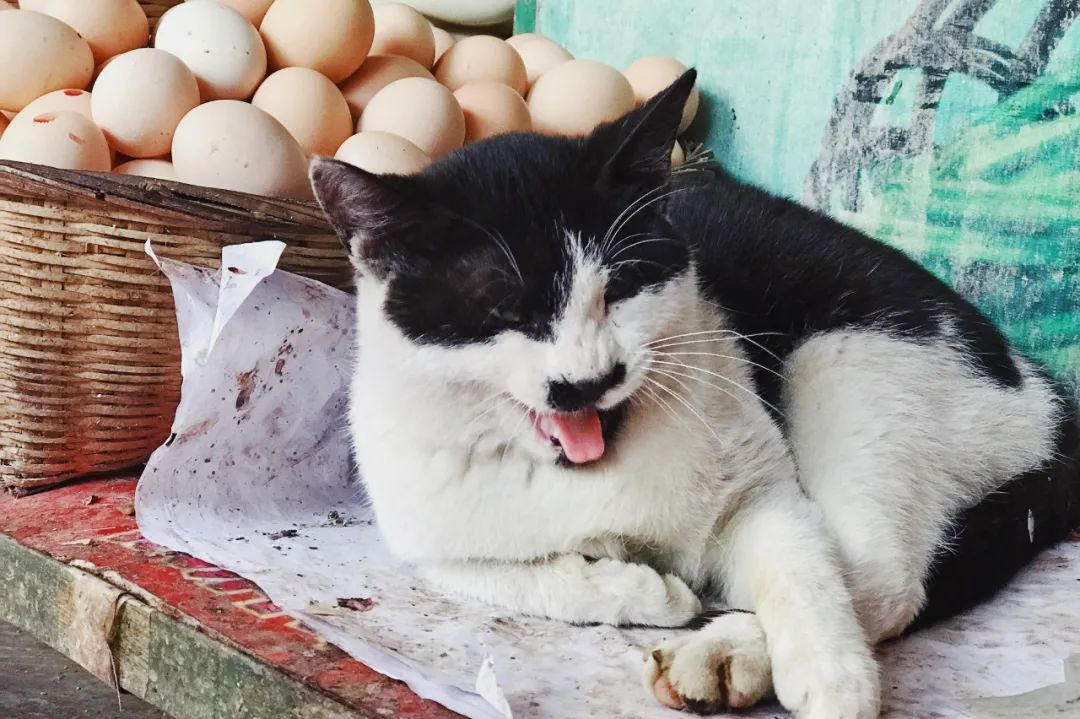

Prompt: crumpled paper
[{"left": 136, "top": 242, "right": 1080, "bottom": 719}]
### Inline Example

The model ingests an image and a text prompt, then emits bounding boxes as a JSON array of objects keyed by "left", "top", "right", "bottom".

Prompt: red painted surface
[{"left": 0, "top": 475, "right": 459, "bottom": 719}]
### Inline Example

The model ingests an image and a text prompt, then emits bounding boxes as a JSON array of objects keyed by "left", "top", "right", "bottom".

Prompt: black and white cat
[{"left": 310, "top": 71, "right": 1080, "bottom": 718}]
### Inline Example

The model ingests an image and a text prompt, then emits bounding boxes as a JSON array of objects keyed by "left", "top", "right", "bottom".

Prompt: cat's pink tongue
[{"left": 538, "top": 409, "right": 605, "bottom": 464}]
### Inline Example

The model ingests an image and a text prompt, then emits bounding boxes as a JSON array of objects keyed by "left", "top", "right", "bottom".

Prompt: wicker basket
[{"left": 0, "top": 162, "right": 350, "bottom": 493}]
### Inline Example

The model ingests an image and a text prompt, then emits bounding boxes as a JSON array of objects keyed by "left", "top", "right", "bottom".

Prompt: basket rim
[{"left": 0, "top": 161, "right": 333, "bottom": 236}]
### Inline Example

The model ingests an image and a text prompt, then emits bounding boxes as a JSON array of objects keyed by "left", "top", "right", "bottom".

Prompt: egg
[
  {"left": 24, "top": 0, "right": 149, "bottom": 67},
  {"left": 671, "top": 141, "right": 684, "bottom": 168},
  {"left": 260, "top": 0, "right": 375, "bottom": 83},
  {"left": 527, "top": 59, "right": 634, "bottom": 136},
  {"left": 434, "top": 35, "right": 527, "bottom": 95},
  {"left": 14, "top": 89, "right": 93, "bottom": 123},
  {"left": 0, "top": 111, "right": 111, "bottom": 171},
  {"left": 0, "top": 114, "right": 7, "bottom": 139},
  {"left": 91, "top": 48, "right": 201, "bottom": 158},
  {"left": 509, "top": 34, "right": 572, "bottom": 89},
  {"left": 431, "top": 25, "right": 454, "bottom": 64},
  {"left": 252, "top": 67, "right": 353, "bottom": 157},
  {"left": 185, "top": 0, "right": 274, "bottom": 25},
  {"left": 155, "top": 2, "right": 267, "bottom": 101},
  {"left": 370, "top": 3, "right": 435, "bottom": 68},
  {"left": 0, "top": 10, "right": 94, "bottom": 112},
  {"left": 335, "top": 131, "right": 431, "bottom": 174},
  {"left": 338, "top": 55, "right": 433, "bottom": 121},
  {"left": 172, "top": 100, "right": 312, "bottom": 199},
  {"left": 360, "top": 77, "right": 464, "bottom": 159},
  {"left": 453, "top": 81, "right": 530, "bottom": 143},
  {"left": 624, "top": 56, "right": 699, "bottom": 133},
  {"left": 114, "top": 157, "right": 177, "bottom": 180}
]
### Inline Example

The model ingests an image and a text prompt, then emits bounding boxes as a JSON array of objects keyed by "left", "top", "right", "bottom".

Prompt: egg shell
[
  {"left": 185, "top": 0, "right": 274, "bottom": 25},
  {"left": 671, "top": 141, "right": 684, "bottom": 168},
  {"left": 527, "top": 59, "right": 634, "bottom": 136},
  {"left": 114, "top": 157, "right": 177, "bottom": 180},
  {"left": 0, "top": 110, "right": 111, "bottom": 171},
  {"left": 253, "top": 67, "right": 353, "bottom": 157},
  {"left": 360, "top": 77, "right": 464, "bottom": 159},
  {"left": 624, "top": 56, "right": 699, "bottom": 133},
  {"left": 260, "top": 0, "right": 375, "bottom": 83},
  {"left": 0, "top": 10, "right": 94, "bottom": 112},
  {"left": 370, "top": 3, "right": 435, "bottom": 68},
  {"left": 13, "top": 89, "right": 93, "bottom": 124},
  {"left": 91, "top": 48, "right": 201, "bottom": 158},
  {"left": 434, "top": 35, "right": 527, "bottom": 95},
  {"left": 0, "top": 114, "right": 8, "bottom": 139},
  {"left": 511, "top": 34, "right": 572, "bottom": 89},
  {"left": 335, "top": 131, "right": 431, "bottom": 174},
  {"left": 453, "top": 81, "right": 530, "bottom": 142},
  {"left": 339, "top": 55, "right": 433, "bottom": 121},
  {"left": 172, "top": 100, "right": 312, "bottom": 199},
  {"left": 25, "top": 0, "right": 149, "bottom": 66},
  {"left": 155, "top": 2, "right": 267, "bottom": 101},
  {"left": 431, "top": 25, "right": 454, "bottom": 64}
]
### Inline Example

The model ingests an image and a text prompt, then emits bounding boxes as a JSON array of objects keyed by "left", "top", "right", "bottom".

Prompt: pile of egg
[{"left": 0, "top": 0, "right": 699, "bottom": 200}]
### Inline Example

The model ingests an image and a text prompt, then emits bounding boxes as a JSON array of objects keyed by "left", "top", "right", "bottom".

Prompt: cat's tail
[{"left": 909, "top": 390, "right": 1080, "bottom": 631}]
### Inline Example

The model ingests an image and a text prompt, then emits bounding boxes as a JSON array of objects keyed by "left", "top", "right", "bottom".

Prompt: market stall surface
[{"left": 0, "top": 473, "right": 458, "bottom": 719}]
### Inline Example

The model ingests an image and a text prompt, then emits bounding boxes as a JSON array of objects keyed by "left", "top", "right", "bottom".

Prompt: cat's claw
[{"left": 642, "top": 612, "right": 773, "bottom": 714}]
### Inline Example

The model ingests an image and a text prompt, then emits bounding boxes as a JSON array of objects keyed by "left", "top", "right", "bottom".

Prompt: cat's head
[{"left": 311, "top": 71, "right": 699, "bottom": 466}]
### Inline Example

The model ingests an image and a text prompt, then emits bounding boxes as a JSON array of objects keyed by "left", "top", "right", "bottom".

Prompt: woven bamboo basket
[{"left": 0, "top": 162, "right": 349, "bottom": 494}]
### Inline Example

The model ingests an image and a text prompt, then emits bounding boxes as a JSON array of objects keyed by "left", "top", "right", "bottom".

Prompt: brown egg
[
  {"left": 335, "top": 131, "right": 431, "bottom": 174},
  {"left": 155, "top": 1, "right": 267, "bottom": 101},
  {"left": 624, "top": 56, "right": 699, "bottom": 133},
  {"left": 434, "top": 35, "right": 527, "bottom": 95},
  {"left": 114, "top": 157, "right": 177, "bottom": 180},
  {"left": 508, "top": 34, "right": 571, "bottom": 89},
  {"left": 0, "top": 111, "right": 111, "bottom": 171},
  {"left": 91, "top": 48, "right": 201, "bottom": 158},
  {"left": 527, "top": 59, "right": 633, "bottom": 136},
  {"left": 360, "top": 77, "right": 464, "bottom": 159},
  {"left": 185, "top": 0, "right": 274, "bottom": 25},
  {"left": 172, "top": 100, "right": 312, "bottom": 199},
  {"left": 339, "top": 55, "right": 433, "bottom": 121},
  {"left": 431, "top": 25, "right": 454, "bottom": 64},
  {"left": 453, "top": 81, "right": 530, "bottom": 143},
  {"left": 671, "top": 141, "right": 684, "bottom": 168},
  {"left": 0, "top": 10, "right": 94, "bottom": 112},
  {"left": 370, "top": 3, "right": 435, "bottom": 68},
  {"left": 0, "top": 114, "right": 7, "bottom": 139},
  {"left": 26, "top": 0, "right": 149, "bottom": 67},
  {"left": 260, "top": 0, "right": 375, "bottom": 83},
  {"left": 253, "top": 67, "right": 353, "bottom": 157}
]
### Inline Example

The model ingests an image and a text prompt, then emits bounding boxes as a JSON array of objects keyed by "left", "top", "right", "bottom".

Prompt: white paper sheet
[{"left": 136, "top": 243, "right": 1080, "bottom": 719}]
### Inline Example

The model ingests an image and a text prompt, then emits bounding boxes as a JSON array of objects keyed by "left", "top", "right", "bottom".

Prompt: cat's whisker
[
  {"left": 599, "top": 185, "right": 672, "bottom": 255},
  {"left": 643, "top": 375, "right": 725, "bottom": 446},
  {"left": 648, "top": 330, "right": 788, "bottom": 364},
  {"left": 639, "top": 382, "right": 690, "bottom": 433},
  {"left": 608, "top": 236, "right": 680, "bottom": 262},
  {"left": 604, "top": 187, "right": 689, "bottom": 257},
  {"left": 652, "top": 350, "right": 786, "bottom": 380},
  {"left": 457, "top": 214, "right": 523, "bottom": 285},
  {"left": 648, "top": 358, "right": 786, "bottom": 418},
  {"left": 648, "top": 365, "right": 755, "bottom": 417},
  {"left": 646, "top": 329, "right": 788, "bottom": 346}
]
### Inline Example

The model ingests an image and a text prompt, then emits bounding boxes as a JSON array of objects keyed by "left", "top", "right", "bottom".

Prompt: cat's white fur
[{"left": 348, "top": 242, "right": 1061, "bottom": 718}]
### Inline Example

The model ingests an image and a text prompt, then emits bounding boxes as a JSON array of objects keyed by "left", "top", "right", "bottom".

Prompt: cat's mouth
[{"left": 528, "top": 405, "right": 627, "bottom": 465}]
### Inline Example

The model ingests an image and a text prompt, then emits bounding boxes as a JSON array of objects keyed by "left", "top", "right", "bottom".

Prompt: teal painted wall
[{"left": 524, "top": 0, "right": 1080, "bottom": 388}]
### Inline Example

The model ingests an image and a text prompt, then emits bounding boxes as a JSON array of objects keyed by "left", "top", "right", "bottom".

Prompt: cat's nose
[{"left": 547, "top": 363, "right": 627, "bottom": 412}]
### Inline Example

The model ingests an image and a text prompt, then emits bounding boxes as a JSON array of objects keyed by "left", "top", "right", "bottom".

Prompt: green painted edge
[
  {"left": 513, "top": 0, "right": 537, "bottom": 33},
  {"left": 0, "top": 533, "right": 366, "bottom": 719}
]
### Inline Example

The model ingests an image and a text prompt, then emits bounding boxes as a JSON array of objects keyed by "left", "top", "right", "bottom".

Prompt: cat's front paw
[
  {"left": 770, "top": 636, "right": 880, "bottom": 719},
  {"left": 583, "top": 557, "right": 702, "bottom": 626},
  {"left": 642, "top": 611, "right": 773, "bottom": 714}
]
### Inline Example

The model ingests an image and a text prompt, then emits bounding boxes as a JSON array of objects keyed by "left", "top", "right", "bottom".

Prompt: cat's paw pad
[
  {"left": 771, "top": 640, "right": 880, "bottom": 719},
  {"left": 642, "top": 612, "right": 772, "bottom": 714}
]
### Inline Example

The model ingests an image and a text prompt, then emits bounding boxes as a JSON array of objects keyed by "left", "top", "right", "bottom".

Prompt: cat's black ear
[
  {"left": 309, "top": 157, "right": 432, "bottom": 279},
  {"left": 592, "top": 69, "right": 697, "bottom": 188}
]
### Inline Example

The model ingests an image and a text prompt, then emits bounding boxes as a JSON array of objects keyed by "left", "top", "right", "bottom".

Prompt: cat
[{"left": 309, "top": 70, "right": 1080, "bottom": 718}]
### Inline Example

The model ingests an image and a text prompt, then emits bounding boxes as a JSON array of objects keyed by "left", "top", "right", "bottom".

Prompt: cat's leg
[
  {"left": 783, "top": 332, "right": 1061, "bottom": 640},
  {"left": 421, "top": 553, "right": 702, "bottom": 626},
  {"left": 644, "top": 481, "right": 880, "bottom": 718}
]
